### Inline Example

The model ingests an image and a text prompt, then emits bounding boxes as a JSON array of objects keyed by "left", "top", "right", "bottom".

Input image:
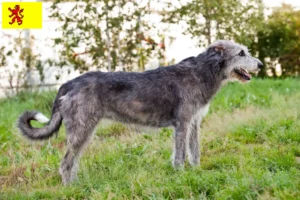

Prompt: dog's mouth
[{"left": 234, "top": 68, "right": 251, "bottom": 81}]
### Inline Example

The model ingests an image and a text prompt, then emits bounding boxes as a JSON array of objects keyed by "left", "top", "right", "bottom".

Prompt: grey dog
[{"left": 18, "top": 40, "right": 263, "bottom": 185}]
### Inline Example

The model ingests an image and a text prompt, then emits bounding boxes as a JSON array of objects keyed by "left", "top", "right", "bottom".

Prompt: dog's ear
[
  {"left": 207, "top": 44, "right": 225, "bottom": 58},
  {"left": 206, "top": 44, "right": 225, "bottom": 68}
]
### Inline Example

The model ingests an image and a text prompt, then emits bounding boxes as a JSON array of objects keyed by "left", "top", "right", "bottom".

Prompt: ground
[{"left": 0, "top": 78, "right": 300, "bottom": 199}]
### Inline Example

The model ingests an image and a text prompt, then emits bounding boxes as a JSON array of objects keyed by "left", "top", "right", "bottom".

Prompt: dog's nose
[{"left": 258, "top": 61, "right": 263, "bottom": 69}]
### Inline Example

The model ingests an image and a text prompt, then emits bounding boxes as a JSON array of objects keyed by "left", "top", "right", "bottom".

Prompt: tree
[
  {"left": 163, "top": 0, "right": 264, "bottom": 48},
  {"left": 49, "top": 0, "right": 166, "bottom": 73},
  {"left": 0, "top": 32, "right": 43, "bottom": 95},
  {"left": 254, "top": 4, "right": 300, "bottom": 77}
]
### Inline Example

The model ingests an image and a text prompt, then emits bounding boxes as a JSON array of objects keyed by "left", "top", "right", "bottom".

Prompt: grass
[{"left": 1, "top": 78, "right": 300, "bottom": 199}]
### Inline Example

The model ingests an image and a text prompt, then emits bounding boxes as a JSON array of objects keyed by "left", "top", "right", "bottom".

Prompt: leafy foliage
[
  {"left": 0, "top": 32, "right": 44, "bottom": 95},
  {"left": 49, "top": 0, "right": 166, "bottom": 72},
  {"left": 163, "top": 0, "right": 264, "bottom": 47},
  {"left": 254, "top": 4, "right": 300, "bottom": 77}
]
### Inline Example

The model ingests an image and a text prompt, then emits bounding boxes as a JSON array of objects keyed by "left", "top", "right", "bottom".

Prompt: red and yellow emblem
[
  {"left": 2, "top": 2, "right": 42, "bottom": 29},
  {"left": 8, "top": 5, "right": 24, "bottom": 25}
]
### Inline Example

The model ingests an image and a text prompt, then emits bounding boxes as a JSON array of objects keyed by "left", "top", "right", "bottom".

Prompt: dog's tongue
[{"left": 241, "top": 68, "right": 251, "bottom": 80}]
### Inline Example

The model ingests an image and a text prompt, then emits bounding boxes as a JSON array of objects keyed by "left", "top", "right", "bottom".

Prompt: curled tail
[{"left": 18, "top": 97, "right": 62, "bottom": 140}]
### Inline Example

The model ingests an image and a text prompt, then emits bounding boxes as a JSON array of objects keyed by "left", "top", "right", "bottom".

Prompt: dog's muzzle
[{"left": 257, "top": 60, "right": 263, "bottom": 69}]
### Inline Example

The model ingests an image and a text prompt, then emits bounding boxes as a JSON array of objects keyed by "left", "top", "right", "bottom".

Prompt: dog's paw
[
  {"left": 172, "top": 160, "right": 185, "bottom": 170},
  {"left": 188, "top": 159, "right": 200, "bottom": 166}
]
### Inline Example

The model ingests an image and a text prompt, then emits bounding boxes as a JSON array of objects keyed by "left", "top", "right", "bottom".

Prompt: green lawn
[{"left": 1, "top": 78, "right": 300, "bottom": 199}]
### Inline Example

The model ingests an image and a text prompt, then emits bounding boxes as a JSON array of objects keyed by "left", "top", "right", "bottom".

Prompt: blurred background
[{"left": 0, "top": 0, "right": 299, "bottom": 97}]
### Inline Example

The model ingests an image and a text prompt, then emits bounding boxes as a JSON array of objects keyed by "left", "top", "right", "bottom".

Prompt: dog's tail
[{"left": 17, "top": 97, "right": 62, "bottom": 140}]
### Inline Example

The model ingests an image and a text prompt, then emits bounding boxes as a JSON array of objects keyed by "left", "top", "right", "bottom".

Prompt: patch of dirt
[
  {"left": 1, "top": 163, "right": 39, "bottom": 188},
  {"left": 2, "top": 166, "right": 26, "bottom": 187},
  {"left": 258, "top": 190, "right": 276, "bottom": 200},
  {"left": 52, "top": 141, "right": 66, "bottom": 150},
  {"left": 0, "top": 176, "right": 8, "bottom": 189}
]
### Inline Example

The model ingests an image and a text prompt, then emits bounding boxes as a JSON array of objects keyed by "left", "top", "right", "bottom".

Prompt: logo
[
  {"left": 8, "top": 5, "right": 24, "bottom": 26},
  {"left": 2, "top": 2, "right": 42, "bottom": 29}
]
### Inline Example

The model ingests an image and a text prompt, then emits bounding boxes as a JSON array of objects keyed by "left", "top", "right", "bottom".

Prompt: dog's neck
[{"left": 192, "top": 53, "right": 226, "bottom": 104}]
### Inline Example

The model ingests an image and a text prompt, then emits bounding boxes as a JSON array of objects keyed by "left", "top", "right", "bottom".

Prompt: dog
[{"left": 18, "top": 40, "right": 263, "bottom": 185}]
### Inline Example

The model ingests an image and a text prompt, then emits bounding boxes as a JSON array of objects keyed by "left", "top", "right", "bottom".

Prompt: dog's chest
[{"left": 196, "top": 104, "right": 210, "bottom": 122}]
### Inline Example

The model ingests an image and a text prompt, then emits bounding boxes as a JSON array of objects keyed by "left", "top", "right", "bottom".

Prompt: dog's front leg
[
  {"left": 173, "top": 122, "right": 189, "bottom": 168},
  {"left": 187, "top": 116, "right": 201, "bottom": 166}
]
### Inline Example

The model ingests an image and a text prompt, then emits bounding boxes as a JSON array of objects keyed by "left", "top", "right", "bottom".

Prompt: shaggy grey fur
[{"left": 18, "top": 40, "right": 263, "bottom": 185}]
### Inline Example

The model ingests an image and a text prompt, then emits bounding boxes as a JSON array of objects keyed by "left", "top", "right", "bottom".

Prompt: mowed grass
[{"left": 1, "top": 78, "right": 300, "bottom": 199}]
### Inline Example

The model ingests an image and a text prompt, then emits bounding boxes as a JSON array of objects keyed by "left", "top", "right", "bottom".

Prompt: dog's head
[{"left": 206, "top": 40, "right": 263, "bottom": 83}]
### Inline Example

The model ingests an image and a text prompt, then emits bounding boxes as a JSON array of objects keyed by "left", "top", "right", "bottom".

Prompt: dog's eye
[{"left": 238, "top": 50, "right": 245, "bottom": 56}]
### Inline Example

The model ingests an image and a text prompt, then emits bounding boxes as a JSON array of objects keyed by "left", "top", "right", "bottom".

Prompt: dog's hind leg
[{"left": 59, "top": 119, "right": 98, "bottom": 185}]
